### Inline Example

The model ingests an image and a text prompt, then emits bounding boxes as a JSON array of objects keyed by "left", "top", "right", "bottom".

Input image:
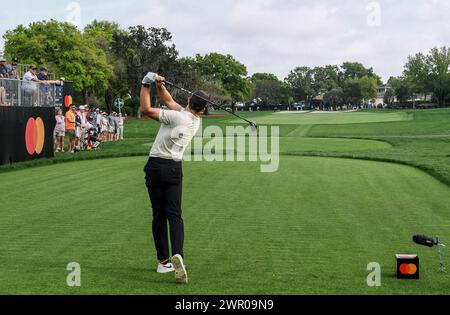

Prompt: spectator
[
  {"left": 119, "top": 113, "right": 127, "bottom": 140},
  {"left": 113, "top": 112, "right": 120, "bottom": 141},
  {"left": 36, "top": 66, "right": 61, "bottom": 84},
  {"left": 75, "top": 106, "right": 83, "bottom": 151},
  {"left": 55, "top": 109, "right": 66, "bottom": 152},
  {"left": 37, "top": 66, "right": 61, "bottom": 106},
  {"left": 23, "top": 65, "right": 43, "bottom": 106},
  {"left": 95, "top": 108, "right": 102, "bottom": 134},
  {"left": 6, "top": 57, "right": 20, "bottom": 80},
  {"left": 108, "top": 112, "right": 116, "bottom": 141},
  {"left": 0, "top": 57, "right": 8, "bottom": 78},
  {"left": 65, "top": 105, "right": 77, "bottom": 153},
  {"left": 0, "top": 86, "right": 9, "bottom": 106},
  {"left": 80, "top": 105, "right": 88, "bottom": 146},
  {"left": 0, "top": 56, "right": 10, "bottom": 105},
  {"left": 100, "top": 112, "right": 109, "bottom": 141},
  {"left": 87, "top": 107, "right": 96, "bottom": 133},
  {"left": 114, "top": 113, "right": 121, "bottom": 141}
]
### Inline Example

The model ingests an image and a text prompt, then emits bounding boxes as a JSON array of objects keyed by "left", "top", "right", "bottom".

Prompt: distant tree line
[
  {"left": 3, "top": 20, "right": 449, "bottom": 113},
  {"left": 385, "top": 47, "right": 450, "bottom": 108}
]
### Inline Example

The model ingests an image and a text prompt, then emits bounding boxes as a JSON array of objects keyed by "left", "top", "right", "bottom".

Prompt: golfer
[{"left": 140, "top": 72, "right": 208, "bottom": 284}]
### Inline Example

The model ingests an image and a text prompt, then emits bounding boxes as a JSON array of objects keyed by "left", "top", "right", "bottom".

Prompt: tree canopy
[
  {"left": 184, "top": 53, "right": 252, "bottom": 103},
  {"left": 3, "top": 19, "right": 449, "bottom": 110}
]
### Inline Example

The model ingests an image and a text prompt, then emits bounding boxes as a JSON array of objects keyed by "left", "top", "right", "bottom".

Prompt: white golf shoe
[
  {"left": 157, "top": 261, "right": 175, "bottom": 274},
  {"left": 172, "top": 254, "right": 188, "bottom": 284}
]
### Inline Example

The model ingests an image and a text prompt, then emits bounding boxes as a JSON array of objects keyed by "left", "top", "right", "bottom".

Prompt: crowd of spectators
[
  {"left": 0, "top": 55, "right": 127, "bottom": 153},
  {"left": 0, "top": 56, "right": 61, "bottom": 106},
  {"left": 56, "top": 105, "right": 126, "bottom": 153}
]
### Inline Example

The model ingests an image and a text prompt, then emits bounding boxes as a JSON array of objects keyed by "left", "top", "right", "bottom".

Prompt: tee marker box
[{"left": 396, "top": 254, "right": 419, "bottom": 279}]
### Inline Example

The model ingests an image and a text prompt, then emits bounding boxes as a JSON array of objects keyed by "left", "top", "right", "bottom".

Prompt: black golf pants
[{"left": 145, "top": 157, "right": 184, "bottom": 261}]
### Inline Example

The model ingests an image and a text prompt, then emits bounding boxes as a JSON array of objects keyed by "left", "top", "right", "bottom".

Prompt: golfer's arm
[
  {"left": 140, "top": 85, "right": 160, "bottom": 121},
  {"left": 157, "top": 85, "right": 183, "bottom": 111}
]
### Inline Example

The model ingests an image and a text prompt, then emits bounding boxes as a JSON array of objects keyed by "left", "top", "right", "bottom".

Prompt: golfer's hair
[{"left": 190, "top": 91, "right": 209, "bottom": 113}]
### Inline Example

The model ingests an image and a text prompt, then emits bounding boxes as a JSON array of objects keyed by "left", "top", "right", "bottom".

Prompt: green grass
[
  {"left": 308, "top": 109, "right": 450, "bottom": 137},
  {"left": 233, "top": 111, "right": 412, "bottom": 125},
  {"left": 1, "top": 156, "right": 449, "bottom": 294},
  {"left": 1, "top": 108, "right": 450, "bottom": 294}
]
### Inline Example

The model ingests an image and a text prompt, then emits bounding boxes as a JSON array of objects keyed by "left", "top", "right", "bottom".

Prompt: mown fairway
[
  {"left": 1, "top": 109, "right": 449, "bottom": 294},
  {"left": 233, "top": 111, "right": 412, "bottom": 125}
]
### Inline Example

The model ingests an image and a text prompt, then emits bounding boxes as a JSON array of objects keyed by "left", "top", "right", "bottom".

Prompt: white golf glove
[{"left": 142, "top": 72, "right": 158, "bottom": 85}]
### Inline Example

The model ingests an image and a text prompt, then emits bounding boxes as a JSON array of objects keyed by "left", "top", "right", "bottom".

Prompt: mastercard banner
[
  {"left": 63, "top": 82, "right": 74, "bottom": 109},
  {"left": 396, "top": 254, "right": 419, "bottom": 280},
  {"left": 0, "top": 107, "right": 56, "bottom": 165}
]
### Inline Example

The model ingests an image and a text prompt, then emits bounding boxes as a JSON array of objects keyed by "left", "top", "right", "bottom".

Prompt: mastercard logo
[
  {"left": 64, "top": 95, "right": 73, "bottom": 108},
  {"left": 25, "top": 117, "right": 45, "bottom": 155},
  {"left": 399, "top": 263, "right": 418, "bottom": 275}
]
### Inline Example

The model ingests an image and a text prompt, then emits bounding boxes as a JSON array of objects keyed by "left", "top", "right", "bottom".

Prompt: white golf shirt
[{"left": 150, "top": 109, "right": 200, "bottom": 161}]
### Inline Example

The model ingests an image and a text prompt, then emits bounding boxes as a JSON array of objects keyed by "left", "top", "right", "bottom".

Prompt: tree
[
  {"left": 403, "top": 52, "right": 432, "bottom": 101},
  {"left": 396, "top": 83, "right": 412, "bottom": 105},
  {"left": 389, "top": 77, "right": 412, "bottom": 105},
  {"left": 286, "top": 63, "right": 382, "bottom": 107},
  {"left": 323, "top": 88, "right": 344, "bottom": 109},
  {"left": 4, "top": 20, "right": 113, "bottom": 103},
  {"left": 112, "top": 26, "right": 179, "bottom": 100},
  {"left": 174, "top": 57, "right": 230, "bottom": 106},
  {"left": 250, "top": 73, "right": 292, "bottom": 106},
  {"left": 187, "top": 53, "right": 252, "bottom": 103},
  {"left": 285, "top": 67, "right": 315, "bottom": 104},
  {"left": 84, "top": 20, "right": 129, "bottom": 111},
  {"left": 340, "top": 62, "right": 382, "bottom": 85},
  {"left": 403, "top": 46, "right": 450, "bottom": 106},
  {"left": 359, "top": 75, "right": 378, "bottom": 104},
  {"left": 383, "top": 88, "right": 396, "bottom": 107},
  {"left": 312, "top": 65, "right": 340, "bottom": 94},
  {"left": 426, "top": 47, "right": 450, "bottom": 106},
  {"left": 251, "top": 72, "right": 280, "bottom": 82},
  {"left": 342, "top": 79, "right": 363, "bottom": 105}
]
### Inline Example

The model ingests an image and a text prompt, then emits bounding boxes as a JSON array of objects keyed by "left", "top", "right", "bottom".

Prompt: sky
[{"left": 0, "top": 0, "right": 448, "bottom": 82}]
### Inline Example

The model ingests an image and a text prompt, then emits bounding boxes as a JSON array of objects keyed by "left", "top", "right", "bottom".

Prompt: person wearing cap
[
  {"left": 100, "top": 112, "right": 109, "bottom": 141},
  {"left": 37, "top": 66, "right": 61, "bottom": 84},
  {"left": 74, "top": 105, "right": 87, "bottom": 150},
  {"left": 23, "top": 65, "right": 42, "bottom": 83},
  {"left": 107, "top": 112, "right": 116, "bottom": 141},
  {"left": 22, "top": 65, "right": 47, "bottom": 106},
  {"left": 7, "top": 57, "right": 20, "bottom": 80},
  {"left": 36, "top": 66, "right": 61, "bottom": 106},
  {"left": 0, "top": 57, "right": 8, "bottom": 78},
  {"left": 65, "top": 105, "right": 77, "bottom": 153},
  {"left": 95, "top": 108, "right": 102, "bottom": 134}
]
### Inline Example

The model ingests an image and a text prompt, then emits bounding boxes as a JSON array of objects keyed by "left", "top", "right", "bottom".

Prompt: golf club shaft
[{"left": 164, "top": 80, "right": 255, "bottom": 126}]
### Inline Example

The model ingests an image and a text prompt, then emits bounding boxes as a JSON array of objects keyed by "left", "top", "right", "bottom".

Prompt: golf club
[{"left": 163, "top": 80, "right": 258, "bottom": 132}]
